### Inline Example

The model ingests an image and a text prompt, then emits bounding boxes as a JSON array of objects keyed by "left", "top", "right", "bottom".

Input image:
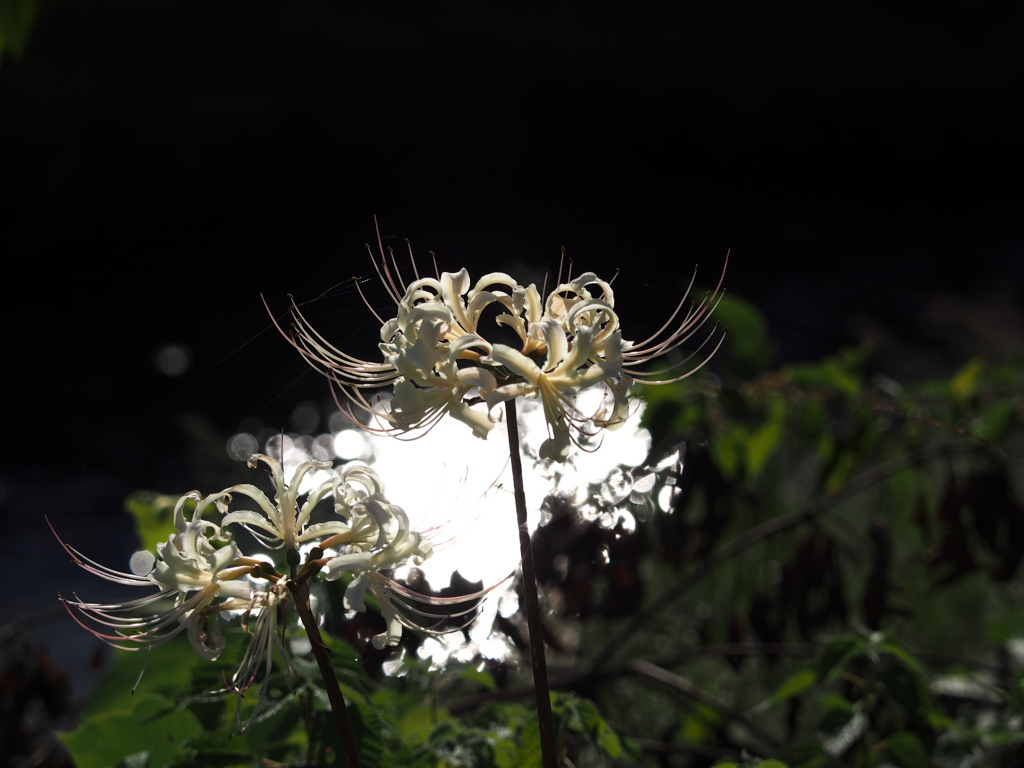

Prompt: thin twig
[{"left": 505, "top": 398, "right": 559, "bottom": 768}]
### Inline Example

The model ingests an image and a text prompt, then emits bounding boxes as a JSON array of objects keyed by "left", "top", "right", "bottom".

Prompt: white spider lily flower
[
  {"left": 51, "top": 496, "right": 257, "bottom": 662},
  {"left": 219, "top": 454, "right": 370, "bottom": 551},
  {"left": 484, "top": 321, "right": 631, "bottom": 460},
  {"left": 319, "top": 491, "right": 433, "bottom": 581},
  {"left": 309, "top": 474, "right": 493, "bottom": 651},
  {"left": 383, "top": 303, "right": 499, "bottom": 438},
  {"left": 274, "top": 231, "right": 727, "bottom": 456}
]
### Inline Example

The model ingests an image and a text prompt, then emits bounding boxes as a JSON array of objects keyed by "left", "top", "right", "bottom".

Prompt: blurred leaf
[
  {"left": 81, "top": 641, "right": 200, "bottom": 720},
  {"left": 710, "top": 425, "right": 749, "bottom": 480},
  {"left": 881, "top": 732, "right": 931, "bottom": 768},
  {"left": 459, "top": 666, "right": 498, "bottom": 691},
  {"left": 397, "top": 706, "right": 437, "bottom": 746},
  {"left": 515, "top": 713, "right": 543, "bottom": 768},
  {"left": 746, "top": 400, "right": 784, "bottom": 479},
  {"left": 975, "top": 399, "right": 1015, "bottom": 441},
  {"left": 171, "top": 731, "right": 256, "bottom": 768},
  {"left": 950, "top": 357, "right": 984, "bottom": 400},
  {"left": 814, "top": 635, "right": 866, "bottom": 681},
  {"left": 124, "top": 492, "right": 180, "bottom": 553},
  {"left": 877, "top": 656, "right": 933, "bottom": 727},
  {"left": 784, "top": 355, "right": 862, "bottom": 398},
  {"left": 676, "top": 703, "right": 723, "bottom": 744},
  {"left": 573, "top": 697, "right": 622, "bottom": 758},
  {"left": 61, "top": 694, "right": 203, "bottom": 768},
  {"left": 0, "top": 0, "right": 38, "bottom": 62},
  {"left": 772, "top": 668, "right": 816, "bottom": 703},
  {"left": 823, "top": 448, "right": 856, "bottom": 494},
  {"left": 818, "top": 693, "right": 854, "bottom": 715},
  {"left": 713, "top": 293, "right": 775, "bottom": 373}
]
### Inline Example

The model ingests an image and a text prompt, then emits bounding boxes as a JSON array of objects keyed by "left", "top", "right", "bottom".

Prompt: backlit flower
[
  {"left": 53, "top": 494, "right": 257, "bottom": 662},
  {"left": 277, "top": 234, "right": 726, "bottom": 458},
  {"left": 218, "top": 454, "right": 359, "bottom": 551}
]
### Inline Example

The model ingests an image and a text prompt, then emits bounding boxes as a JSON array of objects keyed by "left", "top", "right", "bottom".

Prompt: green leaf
[
  {"left": 459, "top": 666, "right": 498, "bottom": 691},
  {"left": 746, "top": 401, "right": 784, "bottom": 479},
  {"left": 882, "top": 732, "right": 931, "bottom": 768},
  {"left": 176, "top": 731, "right": 256, "bottom": 766},
  {"left": 772, "top": 668, "right": 817, "bottom": 703},
  {"left": 573, "top": 697, "right": 622, "bottom": 758},
  {"left": 878, "top": 661, "right": 933, "bottom": 727},
  {"left": 81, "top": 642, "right": 200, "bottom": 721},
  {"left": 710, "top": 425, "right": 749, "bottom": 480},
  {"left": 397, "top": 706, "right": 440, "bottom": 745},
  {"left": 784, "top": 356, "right": 862, "bottom": 398},
  {"left": 515, "top": 714, "right": 543, "bottom": 768},
  {"left": 675, "top": 703, "right": 724, "bottom": 744},
  {"left": 950, "top": 357, "right": 984, "bottom": 400},
  {"left": 124, "top": 492, "right": 181, "bottom": 553},
  {"left": 975, "top": 400, "right": 1016, "bottom": 441},
  {"left": 60, "top": 694, "right": 203, "bottom": 768},
  {"left": 0, "top": 0, "right": 39, "bottom": 62},
  {"left": 814, "top": 635, "right": 866, "bottom": 681},
  {"left": 712, "top": 293, "right": 775, "bottom": 373}
]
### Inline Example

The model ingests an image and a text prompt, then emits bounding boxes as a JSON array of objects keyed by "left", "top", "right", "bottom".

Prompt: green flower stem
[
  {"left": 504, "top": 397, "right": 558, "bottom": 768},
  {"left": 289, "top": 579, "right": 362, "bottom": 768}
]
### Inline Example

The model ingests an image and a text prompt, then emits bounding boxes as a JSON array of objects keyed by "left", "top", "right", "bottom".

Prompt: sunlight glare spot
[
  {"left": 498, "top": 591, "right": 519, "bottom": 619},
  {"left": 333, "top": 429, "right": 373, "bottom": 461},
  {"left": 248, "top": 385, "right": 664, "bottom": 666},
  {"left": 657, "top": 486, "right": 677, "bottom": 513}
]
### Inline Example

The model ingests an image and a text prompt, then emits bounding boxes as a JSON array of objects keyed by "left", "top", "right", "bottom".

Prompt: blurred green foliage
[{"left": 0, "top": 0, "right": 39, "bottom": 63}]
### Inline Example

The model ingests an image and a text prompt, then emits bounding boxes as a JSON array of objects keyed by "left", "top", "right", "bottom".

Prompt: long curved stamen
[
  {"left": 48, "top": 518, "right": 155, "bottom": 587},
  {"left": 629, "top": 323, "right": 728, "bottom": 384}
]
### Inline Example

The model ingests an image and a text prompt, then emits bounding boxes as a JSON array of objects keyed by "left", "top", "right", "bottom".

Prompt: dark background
[{"left": 2, "top": 2, "right": 1023, "bottom": 656}]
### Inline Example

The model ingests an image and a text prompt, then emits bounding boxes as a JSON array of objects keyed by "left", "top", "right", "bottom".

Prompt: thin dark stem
[
  {"left": 505, "top": 398, "right": 559, "bottom": 768},
  {"left": 290, "top": 579, "right": 362, "bottom": 768}
]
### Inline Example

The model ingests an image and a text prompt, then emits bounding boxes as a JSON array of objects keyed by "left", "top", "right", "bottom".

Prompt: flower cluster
[
  {"left": 282, "top": 243, "right": 726, "bottom": 460},
  {"left": 55, "top": 453, "right": 470, "bottom": 697}
]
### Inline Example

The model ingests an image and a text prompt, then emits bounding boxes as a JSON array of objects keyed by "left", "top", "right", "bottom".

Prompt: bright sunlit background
[{"left": 223, "top": 385, "right": 671, "bottom": 669}]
